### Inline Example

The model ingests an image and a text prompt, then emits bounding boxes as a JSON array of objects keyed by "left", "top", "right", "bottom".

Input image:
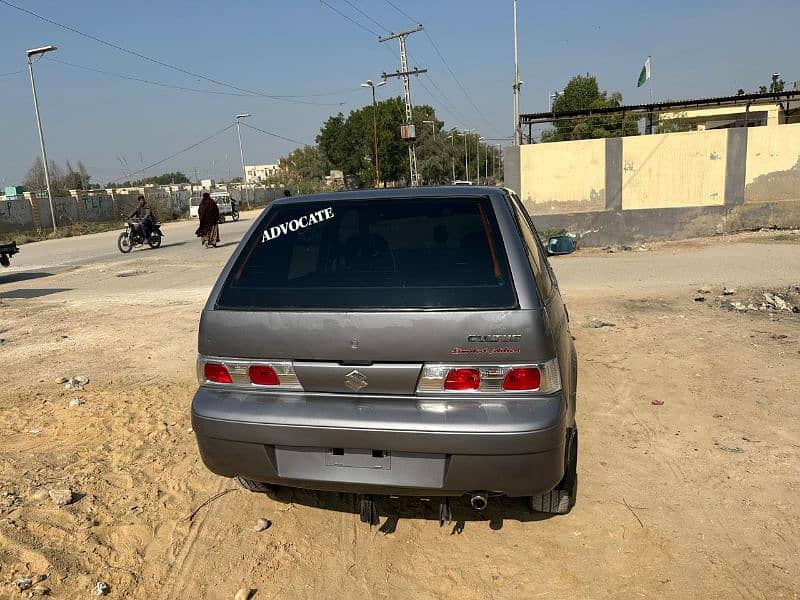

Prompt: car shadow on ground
[
  {"left": 0, "top": 288, "right": 71, "bottom": 299},
  {"left": 0, "top": 271, "right": 56, "bottom": 284},
  {"left": 263, "top": 488, "right": 555, "bottom": 533}
]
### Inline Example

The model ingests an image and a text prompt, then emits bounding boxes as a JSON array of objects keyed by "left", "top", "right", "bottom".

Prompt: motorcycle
[
  {"left": 117, "top": 218, "right": 163, "bottom": 253},
  {"left": 0, "top": 241, "right": 18, "bottom": 267}
]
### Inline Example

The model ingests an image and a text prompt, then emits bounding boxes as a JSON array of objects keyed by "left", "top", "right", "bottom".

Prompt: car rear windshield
[{"left": 216, "top": 196, "right": 517, "bottom": 310}]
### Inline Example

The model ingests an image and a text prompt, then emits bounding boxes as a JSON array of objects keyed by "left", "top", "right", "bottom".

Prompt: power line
[
  {"left": 318, "top": 1, "right": 468, "bottom": 130},
  {"left": 422, "top": 30, "right": 501, "bottom": 135},
  {"left": 0, "top": 0, "right": 342, "bottom": 106},
  {"left": 46, "top": 57, "right": 350, "bottom": 105},
  {"left": 113, "top": 123, "right": 235, "bottom": 183},
  {"left": 382, "top": 0, "right": 418, "bottom": 25},
  {"left": 340, "top": 0, "right": 390, "bottom": 33},
  {"left": 0, "top": 68, "right": 24, "bottom": 77},
  {"left": 319, "top": 0, "right": 380, "bottom": 37},
  {"left": 240, "top": 122, "right": 305, "bottom": 146},
  {"left": 375, "top": 0, "right": 502, "bottom": 135}
]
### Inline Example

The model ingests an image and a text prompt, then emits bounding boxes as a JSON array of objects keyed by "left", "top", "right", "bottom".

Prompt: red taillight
[
  {"left": 444, "top": 368, "right": 481, "bottom": 391},
  {"left": 204, "top": 362, "right": 232, "bottom": 384},
  {"left": 502, "top": 367, "right": 541, "bottom": 391},
  {"left": 248, "top": 365, "right": 280, "bottom": 386}
]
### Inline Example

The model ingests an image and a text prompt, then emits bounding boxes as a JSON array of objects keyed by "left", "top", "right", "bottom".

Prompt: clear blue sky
[{"left": 1, "top": 0, "right": 797, "bottom": 186}]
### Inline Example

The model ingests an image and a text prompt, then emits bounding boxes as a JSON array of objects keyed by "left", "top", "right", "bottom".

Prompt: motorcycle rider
[{"left": 129, "top": 196, "right": 155, "bottom": 241}]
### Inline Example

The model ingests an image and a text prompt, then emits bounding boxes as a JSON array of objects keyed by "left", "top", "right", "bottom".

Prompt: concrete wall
[
  {"left": 621, "top": 129, "right": 728, "bottom": 209},
  {"left": 0, "top": 198, "right": 35, "bottom": 235},
  {"left": 520, "top": 138, "right": 606, "bottom": 213},
  {"left": 505, "top": 122, "right": 800, "bottom": 245},
  {"left": 1, "top": 186, "right": 287, "bottom": 236},
  {"left": 745, "top": 123, "right": 800, "bottom": 203}
]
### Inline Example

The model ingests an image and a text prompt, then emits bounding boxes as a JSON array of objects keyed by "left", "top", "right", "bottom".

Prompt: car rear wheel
[
  {"left": 529, "top": 428, "right": 578, "bottom": 515},
  {"left": 234, "top": 476, "right": 279, "bottom": 494}
]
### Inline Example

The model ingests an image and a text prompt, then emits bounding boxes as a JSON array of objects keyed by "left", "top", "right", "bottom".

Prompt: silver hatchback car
[{"left": 191, "top": 187, "right": 578, "bottom": 523}]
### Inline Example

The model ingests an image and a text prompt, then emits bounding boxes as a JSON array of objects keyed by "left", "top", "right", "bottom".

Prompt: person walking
[{"left": 195, "top": 192, "right": 220, "bottom": 247}]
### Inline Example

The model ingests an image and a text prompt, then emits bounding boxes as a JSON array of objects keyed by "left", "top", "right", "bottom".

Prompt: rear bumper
[{"left": 191, "top": 387, "right": 568, "bottom": 497}]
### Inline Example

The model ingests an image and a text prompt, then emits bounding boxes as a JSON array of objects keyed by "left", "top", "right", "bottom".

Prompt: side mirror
[{"left": 546, "top": 235, "right": 577, "bottom": 256}]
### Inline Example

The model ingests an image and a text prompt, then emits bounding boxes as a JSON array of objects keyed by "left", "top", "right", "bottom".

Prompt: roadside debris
[
  {"left": 694, "top": 296, "right": 706, "bottom": 302},
  {"left": 253, "top": 517, "right": 272, "bottom": 532},
  {"left": 715, "top": 442, "right": 745, "bottom": 453},
  {"left": 588, "top": 319, "right": 616, "bottom": 328},
  {"left": 234, "top": 589, "right": 255, "bottom": 600},
  {"left": 15, "top": 578, "right": 33, "bottom": 591},
  {"left": 69, "top": 398, "right": 85, "bottom": 407},
  {"left": 713, "top": 287, "right": 799, "bottom": 315},
  {"left": 62, "top": 375, "right": 90, "bottom": 391},
  {"left": 650, "top": 399, "right": 664, "bottom": 406},
  {"left": 92, "top": 581, "right": 110, "bottom": 596},
  {"left": 48, "top": 489, "right": 74, "bottom": 506},
  {"left": 116, "top": 269, "right": 151, "bottom": 277}
]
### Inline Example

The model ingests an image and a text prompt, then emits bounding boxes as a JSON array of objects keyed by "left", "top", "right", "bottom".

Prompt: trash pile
[
  {"left": 696, "top": 285, "right": 800, "bottom": 314},
  {"left": 602, "top": 244, "right": 650, "bottom": 253}
]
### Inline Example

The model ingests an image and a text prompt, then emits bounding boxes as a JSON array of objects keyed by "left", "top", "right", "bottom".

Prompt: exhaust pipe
[{"left": 470, "top": 492, "right": 488, "bottom": 511}]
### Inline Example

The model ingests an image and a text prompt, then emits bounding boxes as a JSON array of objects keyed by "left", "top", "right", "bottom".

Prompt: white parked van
[{"left": 189, "top": 192, "right": 237, "bottom": 222}]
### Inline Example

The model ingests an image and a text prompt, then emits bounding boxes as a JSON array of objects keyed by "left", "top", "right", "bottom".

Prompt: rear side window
[
  {"left": 509, "top": 196, "right": 553, "bottom": 299},
  {"left": 217, "top": 196, "right": 516, "bottom": 310}
]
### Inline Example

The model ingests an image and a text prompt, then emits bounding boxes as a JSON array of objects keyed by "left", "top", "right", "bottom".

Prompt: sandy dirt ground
[{"left": 0, "top": 228, "right": 798, "bottom": 599}]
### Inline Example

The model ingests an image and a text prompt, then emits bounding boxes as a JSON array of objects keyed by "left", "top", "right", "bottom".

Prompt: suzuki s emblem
[
  {"left": 344, "top": 369, "right": 368, "bottom": 392},
  {"left": 351, "top": 338, "right": 359, "bottom": 349}
]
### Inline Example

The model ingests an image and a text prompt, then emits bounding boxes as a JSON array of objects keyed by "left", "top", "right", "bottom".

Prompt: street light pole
[
  {"left": 477, "top": 136, "right": 484, "bottom": 183},
  {"left": 463, "top": 133, "right": 468, "bottom": 181},
  {"left": 449, "top": 130, "right": 456, "bottom": 182},
  {"left": 361, "top": 79, "right": 387, "bottom": 187},
  {"left": 26, "top": 45, "right": 58, "bottom": 232},
  {"left": 512, "top": 0, "right": 523, "bottom": 146},
  {"left": 235, "top": 113, "right": 251, "bottom": 207}
]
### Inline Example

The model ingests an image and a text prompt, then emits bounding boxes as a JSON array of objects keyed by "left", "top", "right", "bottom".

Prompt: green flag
[{"left": 637, "top": 56, "right": 651, "bottom": 87}]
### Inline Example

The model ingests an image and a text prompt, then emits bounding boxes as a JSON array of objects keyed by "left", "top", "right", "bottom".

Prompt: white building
[{"left": 245, "top": 164, "right": 281, "bottom": 184}]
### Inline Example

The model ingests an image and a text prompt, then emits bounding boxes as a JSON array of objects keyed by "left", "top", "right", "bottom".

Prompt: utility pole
[
  {"left": 461, "top": 129, "right": 474, "bottom": 182},
  {"left": 361, "top": 79, "right": 387, "bottom": 187},
  {"left": 512, "top": 0, "right": 523, "bottom": 146},
  {"left": 449, "top": 131, "right": 456, "bottom": 182},
  {"left": 26, "top": 45, "right": 58, "bottom": 232},
  {"left": 379, "top": 25, "right": 427, "bottom": 186},
  {"left": 235, "top": 113, "right": 251, "bottom": 207}
]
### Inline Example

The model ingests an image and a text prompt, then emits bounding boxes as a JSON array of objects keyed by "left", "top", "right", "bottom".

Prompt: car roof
[{"left": 270, "top": 186, "right": 507, "bottom": 207}]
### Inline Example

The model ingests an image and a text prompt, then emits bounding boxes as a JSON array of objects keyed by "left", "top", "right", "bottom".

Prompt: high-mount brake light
[
  {"left": 502, "top": 367, "right": 541, "bottom": 391},
  {"left": 443, "top": 368, "right": 481, "bottom": 391},
  {"left": 203, "top": 362, "right": 232, "bottom": 384},
  {"left": 248, "top": 365, "right": 280, "bottom": 386}
]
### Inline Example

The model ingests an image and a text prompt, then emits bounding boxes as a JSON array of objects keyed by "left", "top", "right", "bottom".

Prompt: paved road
[
  {"left": 5, "top": 211, "right": 263, "bottom": 273},
  {"left": 3, "top": 217, "right": 798, "bottom": 297}
]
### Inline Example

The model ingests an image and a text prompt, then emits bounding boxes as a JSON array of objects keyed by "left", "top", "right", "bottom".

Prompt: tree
[
  {"left": 542, "top": 74, "right": 638, "bottom": 142},
  {"left": 23, "top": 157, "right": 47, "bottom": 195},
  {"left": 279, "top": 145, "right": 329, "bottom": 182}
]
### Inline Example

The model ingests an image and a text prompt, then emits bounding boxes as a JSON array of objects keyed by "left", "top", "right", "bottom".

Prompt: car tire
[
  {"left": 234, "top": 476, "right": 278, "bottom": 494},
  {"left": 529, "top": 485, "right": 575, "bottom": 514},
  {"left": 529, "top": 429, "right": 578, "bottom": 515}
]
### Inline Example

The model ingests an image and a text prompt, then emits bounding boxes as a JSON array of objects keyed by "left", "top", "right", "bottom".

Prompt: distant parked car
[
  {"left": 191, "top": 186, "right": 579, "bottom": 524},
  {"left": 190, "top": 192, "right": 235, "bottom": 222}
]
